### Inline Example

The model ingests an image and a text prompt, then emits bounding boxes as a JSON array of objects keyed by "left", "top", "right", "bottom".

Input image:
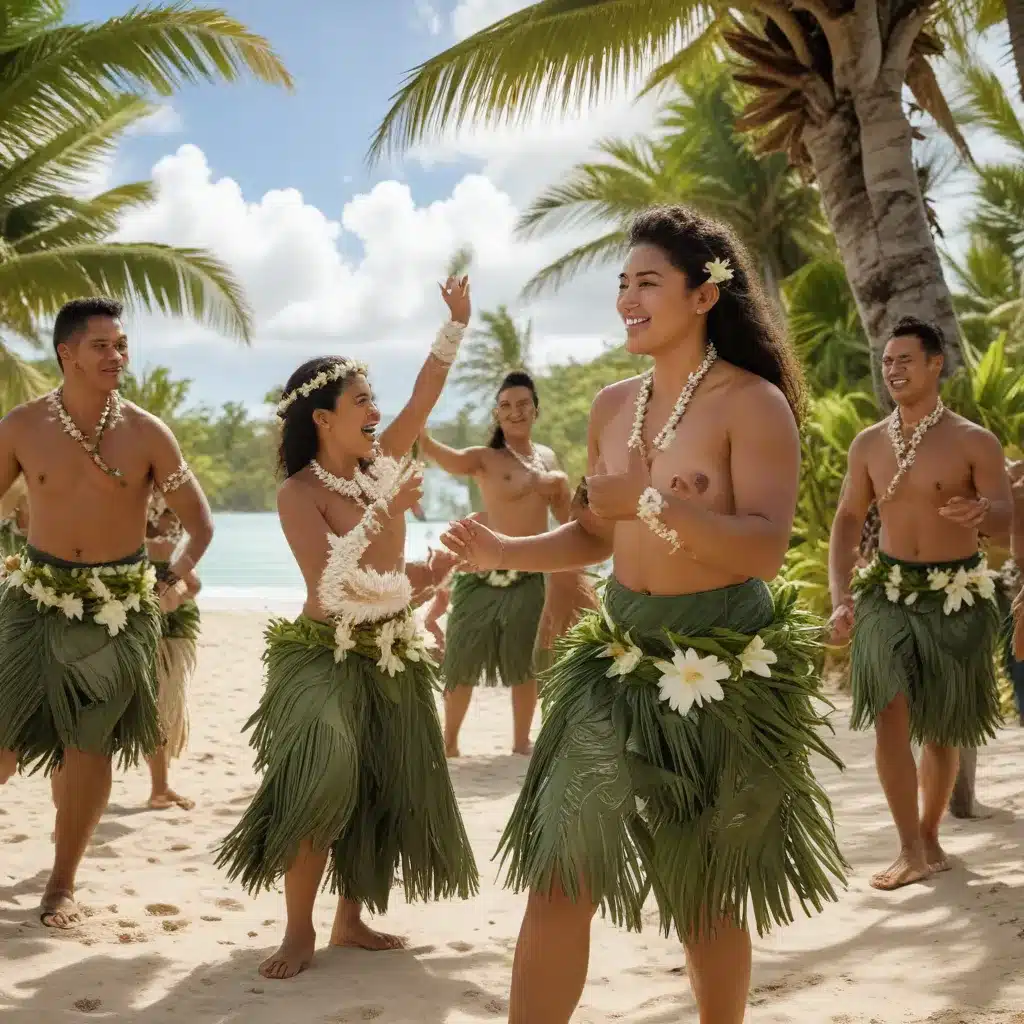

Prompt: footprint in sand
[
  {"left": 3, "top": 834, "right": 28, "bottom": 843},
  {"left": 162, "top": 920, "right": 189, "bottom": 933},
  {"left": 169, "top": 843, "right": 191, "bottom": 852},
  {"left": 73, "top": 999, "right": 101, "bottom": 1012},
  {"left": 145, "top": 904, "right": 180, "bottom": 917},
  {"left": 215, "top": 898, "right": 245, "bottom": 912},
  {"left": 359, "top": 1010, "right": 382, "bottom": 1021},
  {"left": 447, "top": 940, "right": 473, "bottom": 952},
  {"left": 200, "top": 916, "right": 222, "bottom": 922}
]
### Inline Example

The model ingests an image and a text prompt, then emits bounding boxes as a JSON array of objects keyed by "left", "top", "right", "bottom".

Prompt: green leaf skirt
[
  {"left": 216, "top": 615, "right": 479, "bottom": 912},
  {"left": 850, "top": 553, "right": 1001, "bottom": 747},
  {"left": 442, "top": 570, "right": 546, "bottom": 689},
  {"left": 497, "top": 577, "right": 847, "bottom": 939},
  {"left": 0, "top": 546, "right": 161, "bottom": 775},
  {"left": 155, "top": 579, "right": 200, "bottom": 759}
]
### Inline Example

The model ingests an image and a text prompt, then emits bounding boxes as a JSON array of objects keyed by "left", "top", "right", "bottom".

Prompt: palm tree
[
  {"left": 517, "top": 68, "right": 832, "bottom": 304},
  {"left": 454, "top": 305, "right": 533, "bottom": 405},
  {"left": 369, "top": 0, "right": 971, "bottom": 397},
  {"left": 0, "top": 0, "right": 292, "bottom": 403}
]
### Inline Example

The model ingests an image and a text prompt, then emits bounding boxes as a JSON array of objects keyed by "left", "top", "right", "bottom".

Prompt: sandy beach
[{"left": 1, "top": 610, "right": 1023, "bottom": 1023}]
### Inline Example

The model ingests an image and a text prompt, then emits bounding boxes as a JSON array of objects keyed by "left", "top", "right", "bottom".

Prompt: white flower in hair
[{"left": 704, "top": 257, "right": 734, "bottom": 284}]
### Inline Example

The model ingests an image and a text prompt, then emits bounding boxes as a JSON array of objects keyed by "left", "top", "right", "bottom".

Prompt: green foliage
[
  {"left": 454, "top": 305, "right": 533, "bottom": 406},
  {"left": 0, "top": 0, "right": 292, "bottom": 405}
]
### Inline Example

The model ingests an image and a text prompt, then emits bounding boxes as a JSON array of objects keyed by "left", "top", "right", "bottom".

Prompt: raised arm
[
  {"left": 146, "top": 416, "right": 214, "bottom": 579},
  {"left": 441, "top": 390, "right": 616, "bottom": 572},
  {"left": 419, "top": 430, "right": 486, "bottom": 478},
  {"left": 656, "top": 382, "right": 800, "bottom": 581},
  {"left": 379, "top": 276, "right": 471, "bottom": 458}
]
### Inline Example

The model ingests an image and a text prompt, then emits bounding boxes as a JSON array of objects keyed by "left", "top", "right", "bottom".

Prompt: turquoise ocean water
[{"left": 197, "top": 512, "right": 449, "bottom": 613}]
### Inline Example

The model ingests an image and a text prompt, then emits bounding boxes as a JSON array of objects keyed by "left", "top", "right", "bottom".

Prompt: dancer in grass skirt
[
  {"left": 441, "top": 207, "right": 845, "bottom": 1024},
  {"left": 829, "top": 317, "right": 1013, "bottom": 891},
  {"left": 143, "top": 492, "right": 201, "bottom": 809},
  {"left": 420, "top": 370, "right": 577, "bottom": 755},
  {"left": 217, "top": 277, "right": 478, "bottom": 980},
  {"left": 0, "top": 297, "right": 214, "bottom": 928}
]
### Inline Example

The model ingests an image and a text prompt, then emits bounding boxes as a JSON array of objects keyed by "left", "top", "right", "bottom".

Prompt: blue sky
[{"left": 53, "top": 2, "right": 1021, "bottom": 420}]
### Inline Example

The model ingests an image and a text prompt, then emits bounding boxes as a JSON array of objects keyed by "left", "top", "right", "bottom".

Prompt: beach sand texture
[{"left": 2, "top": 611, "right": 1023, "bottom": 1023}]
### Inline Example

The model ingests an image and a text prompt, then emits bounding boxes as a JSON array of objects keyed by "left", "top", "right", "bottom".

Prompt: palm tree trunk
[
  {"left": 802, "top": 79, "right": 976, "bottom": 815},
  {"left": 1008, "top": 0, "right": 1024, "bottom": 104}
]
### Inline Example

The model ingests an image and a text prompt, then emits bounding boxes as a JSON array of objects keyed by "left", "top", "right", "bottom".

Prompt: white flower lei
[
  {"left": 879, "top": 399, "right": 945, "bottom": 505},
  {"left": 626, "top": 344, "right": 718, "bottom": 457},
  {"left": 482, "top": 568, "right": 521, "bottom": 587},
  {"left": 317, "top": 455, "right": 423, "bottom": 668},
  {"left": 637, "top": 487, "right": 681, "bottom": 552}
]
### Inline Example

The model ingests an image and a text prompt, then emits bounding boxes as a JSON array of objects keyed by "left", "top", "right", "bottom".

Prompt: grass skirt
[
  {"left": 0, "top": 546, "right": 161, "bottom": 774},
  {"left": 850, "top": 553, "right": 1001, "bottom": 746},
  {"left": 534, "top": 570, "right": 599, "bottom": 677},
  {"left": 442, "top": 570, "right": 545, "bottom": 689},
  {"left": 0, "top": 519, "right": 25, "bottom": 560},
  {"left": 497, "top": 577, "right": 846, "bottom": 939},
  {"left": 216, "top": 615, "right": 479, "bottom": 911},
  {"left": 157, "top": 600, "right": 199, "bottom": 758}
]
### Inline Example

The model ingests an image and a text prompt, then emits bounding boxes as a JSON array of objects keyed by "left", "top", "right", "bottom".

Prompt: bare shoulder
[
  {"left": 946, "top": 410, "right": 1002, "bottom": 455},
  {"left": 535, "top": 443, "right": 560, "bottom": 468},
  {"left": 0, "top": 395, "right": 51, "bottom": 438},
  {"left": 120, "top": 400, "right": 174, "bottom": 442},
  {"left": 277, "top": 470, "right": 315, "bottom": 513},
  {"left": 592, "top": 374, "right": 643, "bottom": 421},
  {"left": 849, "top": 418, "right": 887, "bottom": 458},
  {"left": 723, "top": 370, "right": 797, "bottom": 438}
]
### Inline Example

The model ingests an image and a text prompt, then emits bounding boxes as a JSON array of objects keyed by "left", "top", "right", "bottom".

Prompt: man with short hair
[
  {"left": 829, "top": 315, "right": 1012, "bottom": 890},
  {"left": 0, "top": 297, "right": 214, "bottom": 928}
]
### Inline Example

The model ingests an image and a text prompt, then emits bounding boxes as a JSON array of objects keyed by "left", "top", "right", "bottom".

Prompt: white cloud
[
  {"left": 128, "top": 103, "right": 184, "bottom": 136},
  {"left": 451, "top": 0, "right": 525, "bottom": 38},
  {"left": 414, "top": 0, "right": 442, "bottom": 34}
]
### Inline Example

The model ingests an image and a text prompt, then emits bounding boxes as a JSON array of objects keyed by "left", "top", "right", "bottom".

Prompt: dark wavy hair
[
  {"left": 627, "top": 205, "right": 806, "bottom": 424},
  {"left": 53, "top": 296, "right": 123, "bottom": 370},
  {"left": 889, "top": 315, "right": 945, "bottom": 358},
  {"left": 488, "top": 369, "right": 539, "bottom": 449},
  {"left": 276, "top": 356, "right": 366, "bottom": 478}
]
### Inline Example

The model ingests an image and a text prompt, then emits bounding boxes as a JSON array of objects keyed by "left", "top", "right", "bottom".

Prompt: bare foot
[
  {"left": 923, "top": 838, "right": 952, "bottom": 874},
  {"left": 512, "top": 741, "right": 533, "bottom": 756},
  {"left": 148, "top": 790, "right": 195, "bottom": 811},
  {"left": 869, "top": 851, "right": 931, "bottom": 891},
  {"left": 445, "top": 744, "right": 460, "bottom": 758},
  {"left": 329, "top": 917, "right": 405, "bottom": 951},
  {"left": 40, "top": 888, "right": 81, "bottom": 929},
  {"left": 259, "top": 928, "right": 316, "bottom": 980}
]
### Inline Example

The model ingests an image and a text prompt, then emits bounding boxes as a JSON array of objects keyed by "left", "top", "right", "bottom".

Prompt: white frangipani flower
[
  {"left": 333, "top": 621, "right": 356, "bottom": 662},
  {"left": 89, "top": 575, "right": 111, "bottom": 601},
  {"left": 95, "top": 599, "right": 128, "bottom": 636},
  {"left": 942, "top": 568, "right": 974, "bottom": 615},
  {"left": 58, "top": 593, "right": 84, "bottom": 620},
  {"left": 738, "top": 635, "right": 777, "bottom": 678},
  {"left": 704, "top": 257, "right": 734, "bottom": 284},
  {"left": 598, "top": 636, "right": 644, "bottom": 678},
  {"left": 969, "top": 567, "right": 997, "bottom": 602},
  {"left": 928, "top": 569, "right": 951, "bottom": 591},
  {"left": 654, "top": 646, "right": 730, "bottom": 717}
]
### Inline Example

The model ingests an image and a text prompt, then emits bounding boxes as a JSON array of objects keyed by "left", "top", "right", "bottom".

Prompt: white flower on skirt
[
  {"left": 654, "top": 646, "right": 730, "bottom": 717},
  {"left": 95, "top": 599, "right": 128, "bottom": 636},
  {"left": 58, "top": 593, "right": 84, "bottom": 620},
  {"left": 942, "top": 567, "right": 975, "bottom": 615},
  {"left": 89, "top": 575, "right": 112, "bottom": 601},
  {"left": 333, "top": 620, "right": 356, "bottom": 662},
  {"left": 885, "top": 564, "right": 902, "bottom": 603},
  {"left": 969, "top": 567, "right": 997, "bottom": 602},
  {"left": 928, "top": 569, "right": 951, "bottom": 591},
  {"left": 28, "top": 579, "right": 57, "bottom": 607},
  {"left": 124, "top": 592, "right": 141, "bottom": 613},
  {"left": 598, "top": 637, "right": 644, "bottom": 678},
  {"left": 738, "top": 635, "right": 777, "bottom": 678},
  {"left": 904, "top": 591, "right": 918, "bottom": 605}
]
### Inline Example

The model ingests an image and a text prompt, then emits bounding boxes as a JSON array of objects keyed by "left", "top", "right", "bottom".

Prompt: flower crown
[
  {"left": 276, "top": 358, "right": 368, "bottom": 417},
  {"left": 704, "top": 257, "right": 734, "bottom": 285}
]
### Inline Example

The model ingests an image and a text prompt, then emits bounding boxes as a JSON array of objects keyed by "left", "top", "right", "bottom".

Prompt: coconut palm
[
  {"left": 370, "top": 0, "right": 972, "bottom": 397},
  {"left": 0, "top": 0, "right": 292, "bottom": 404},
  {"left": 517, "top": 68, "right": 833, "bottom": 304},
  {"left": 454, "top": 305, "right": 533, "bottom": 405}
]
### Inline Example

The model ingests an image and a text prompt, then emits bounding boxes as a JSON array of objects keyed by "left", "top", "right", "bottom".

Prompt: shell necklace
[
  {"left": 627, "top": 344, "right": 718, "bottom": 458},
  {"left": 47, "top": 387, "right": 123, "bottom": 478},
  {"left": 505, "top": 442, "right": 545, "bottom": 473},
  {"left": 879, "top": 398, "right": 945, "bottom": 505},
  {"left": 310, "top": 458, "right": 399, "bottom": 506}
]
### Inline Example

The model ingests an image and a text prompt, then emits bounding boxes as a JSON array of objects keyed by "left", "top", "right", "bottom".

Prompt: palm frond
[
  {"left": 0, "top": 3, "right": 293, "bottom": 154},
  {"left": 0, "top": 339, "right": 53, "bottom": 412},
  {"left": 0, "top": 242, "right": 253, "bottom": 344},
  {"left": 521, "top": 230, "right": 629, "bottom": 299},
  {"left": 369, "top": 0, "right": 714, "bottom": 161}
]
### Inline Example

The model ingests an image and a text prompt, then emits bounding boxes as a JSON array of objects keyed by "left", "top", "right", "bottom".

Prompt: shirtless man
[
  {"left": 419, "top": 370, "right": 571, "bottom": 755},
  {"left": 0, "top": 297, "right": 213, "bottom": 928},
  {"left": 440, "top": 206, "right": 845, "bottom": 1024},
  {"left": 829, "top": 316, "right": 1012, "bottom": 890}
]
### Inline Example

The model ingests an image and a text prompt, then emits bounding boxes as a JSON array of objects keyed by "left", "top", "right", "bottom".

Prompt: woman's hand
[
  {"left": 388, "top": 470, "right": 424, "bottom": 517},
  {"left": 584, "top": 447, "right": 650, "bottom": 521},
  {"left": 440, "top": 275, "right": 471, "bottom": 324},
  {"left": 441, "top": 517, "right": 503, "bottom": 571}
]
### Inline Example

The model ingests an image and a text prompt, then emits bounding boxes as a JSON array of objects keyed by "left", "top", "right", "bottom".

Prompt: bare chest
[
  {"left": 869, "top": 428, "right": 973, "bottom": 506},
  {"left": 321, "top": 495, "right": 407, "bottom": 570},
  {"left": 600, "top": 397, "right": 732, "bottom": 504}
]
